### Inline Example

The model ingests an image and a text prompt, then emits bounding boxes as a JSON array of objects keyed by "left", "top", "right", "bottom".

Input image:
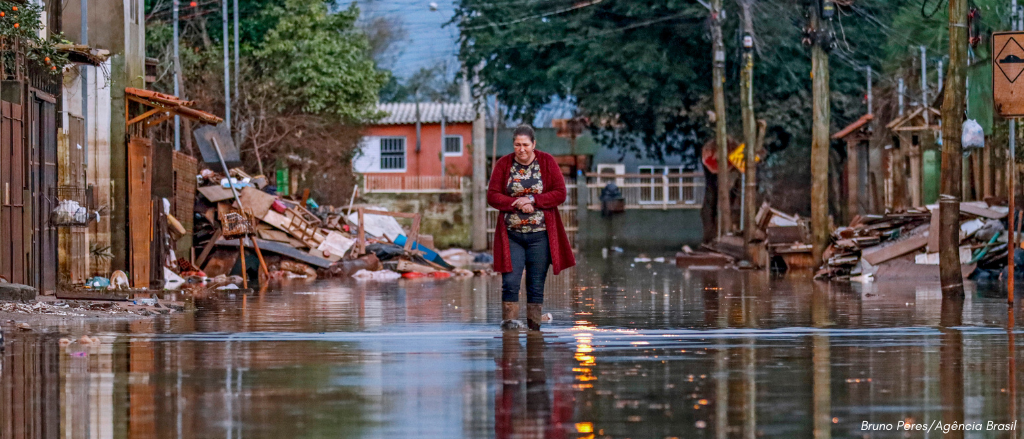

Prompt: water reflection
[{"left": 5, "top": 252, "right": 1024, "bottom": 437}]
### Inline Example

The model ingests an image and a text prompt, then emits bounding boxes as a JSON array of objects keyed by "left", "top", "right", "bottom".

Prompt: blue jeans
[{"left": 502, "top": 230, "right": 551, "bottom": 304}]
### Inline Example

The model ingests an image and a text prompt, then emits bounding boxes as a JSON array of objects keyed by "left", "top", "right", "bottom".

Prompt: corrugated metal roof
[{"left": 376, "top": 102, "right": 477, "bottom": 125}]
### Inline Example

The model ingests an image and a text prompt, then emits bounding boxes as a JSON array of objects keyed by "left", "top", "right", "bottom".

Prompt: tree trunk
[
  {"left": 712, "top": 0, "right": 731, "bottom": 237},
  {"left": 939, "top": 0, "right": 967, "bottom": 299},
  {"left": 810, "top": 4, "right": 831, "bottom": 267}
]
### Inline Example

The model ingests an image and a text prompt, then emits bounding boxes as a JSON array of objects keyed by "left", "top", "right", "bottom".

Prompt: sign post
[{"left": 994, "top": 32, "right": 1024, "bottom": 304}]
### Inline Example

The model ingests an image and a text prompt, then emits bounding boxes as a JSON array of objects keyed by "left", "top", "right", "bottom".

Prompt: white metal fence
[
  {"left": 585, "top": 173, "right": 704, "bottom": 210},
  {"left": 363, "top": 175, "right": 464, "bottom": 193}
]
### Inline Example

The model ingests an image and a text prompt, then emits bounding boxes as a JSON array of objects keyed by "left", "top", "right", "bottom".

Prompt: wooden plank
[
  {"left": 959, "top": 202, "right": 1008, "bottom": 219},
  {"left": 128, "top": 137, "right": 153, "bottom": 288},
  {"left": 927, "top": 208, "right": 940, "bottom": 252},
  {"left": 396, "top": 259, "right": 436, "bottom": 274},
  {"left": 197, "top": 185, "right": 235, "bottom": 202},
  {"left": 196, "top": 228, "right": 223, "bottom": 267},
  {"left": 862, "top": 232, "right": 929, "bottom": 265},
  {"left": 55, "top": 289, "right": 131, "bottom": 301},
  {"left": 216, "top": 238, "right": 333, "bottom": 268},
  {"left": 236, "top": 186, "right": 276, "bottom": 219},
  {"left": 262, "top": 210, "right": 292, "bottom": 230},
  {"left": 405, "top": 214, "right": 421, "bottom": 251}
]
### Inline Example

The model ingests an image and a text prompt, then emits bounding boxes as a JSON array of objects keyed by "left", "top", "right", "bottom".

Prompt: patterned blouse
[{"left": 506, "top": 159, "right": 546, "bottom": 233}]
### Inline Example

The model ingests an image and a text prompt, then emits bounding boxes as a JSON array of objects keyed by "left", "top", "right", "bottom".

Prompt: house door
[
  {"left": 0, "top": 84, "right": 27, "bottom": 284},
  {"left": 29, "top": 93, "right": 57, "bottom": 293},
  {"left": 128, "top": 137, "right": 153, "bottom": 288}
]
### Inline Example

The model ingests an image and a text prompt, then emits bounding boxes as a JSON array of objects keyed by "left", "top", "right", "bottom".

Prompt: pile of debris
[
  {"left": 817, "top": 201, "right": 1010, "bottom": 281},
  {"left": 680, "top": 201, "right": 1018, "bottom": 283},
  {"left": 192, "top": 168, "right": 491, "bottom": 284}
]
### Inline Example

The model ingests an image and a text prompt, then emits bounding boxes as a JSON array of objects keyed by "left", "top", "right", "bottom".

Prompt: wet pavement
[{"left": 3, "top": 251, "right": 1024, "bottom": 438}]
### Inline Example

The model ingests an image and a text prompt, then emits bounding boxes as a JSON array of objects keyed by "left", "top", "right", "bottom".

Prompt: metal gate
[
  {"left": 0, "top": 83, "right": 26, "bottom": 284},
  {"left": 29, "top": 93, "right": 57, "bottom": 293}
]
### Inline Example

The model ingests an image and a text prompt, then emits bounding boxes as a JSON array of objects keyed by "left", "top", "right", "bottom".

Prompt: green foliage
[
  {"left": 0, "top": 0, "right": 69, "bottom": 75},
  {"left": 453, "top": 0, "right": 936, "bottom": 158},
  {"left": 253, "top": 0, "right": 388, "bottom": 120}
]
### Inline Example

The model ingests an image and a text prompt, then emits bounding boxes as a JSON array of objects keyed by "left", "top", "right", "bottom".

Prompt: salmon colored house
[{"left": 355, "top": 102, "right": 477, "bottom": 192}]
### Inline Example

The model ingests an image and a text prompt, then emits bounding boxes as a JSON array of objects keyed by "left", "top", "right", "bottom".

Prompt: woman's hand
[
  {"left": 511, "top": 197, "right": 533, "bottom": 209},
  {"left": 519, "top": 204, "right": 535, "bottom": 214}
]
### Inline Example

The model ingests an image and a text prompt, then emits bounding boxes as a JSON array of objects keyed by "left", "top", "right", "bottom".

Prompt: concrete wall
[
  {"left": 64, "top": 61, "right": 112, "bottom": 274},
  {"left": 62, "top": 0, "right": 144, "bottom": 270},
  {"left": 362, "top": 180, "right": 473, "bottom": 250},
  {"left": 577, "top": 209, "right": 704, "bottom": 251}
]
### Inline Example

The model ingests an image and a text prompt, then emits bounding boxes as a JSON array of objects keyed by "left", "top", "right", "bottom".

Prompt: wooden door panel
[{"left": 128, "top": 137, "right": 153, "bottom": 288}]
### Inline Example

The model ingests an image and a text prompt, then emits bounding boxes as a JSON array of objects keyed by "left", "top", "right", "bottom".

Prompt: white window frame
[
  {"left": 379, "top": 137, "right": 407, "bottom": 172},
  {"left": 443, "top": 135, "right": 463, "bottom": 157},
  {"left": 638, "top": 166, "right": 684, "bottom": 204},
  {"left": 596, "top": 164, "right": 625, "bottom": 186}
]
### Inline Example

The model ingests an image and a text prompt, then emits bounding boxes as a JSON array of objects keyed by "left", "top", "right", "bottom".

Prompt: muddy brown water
[{"left": 2, "top": 252, "right": 1023, "bottom": 438}]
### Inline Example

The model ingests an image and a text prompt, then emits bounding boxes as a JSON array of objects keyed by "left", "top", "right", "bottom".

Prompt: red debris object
[
  {"left": 430, "top": 271, "right": 451, "bottom": 279},
  {"left": 401, "top": 272, "right": 425, "bottom": 279}
]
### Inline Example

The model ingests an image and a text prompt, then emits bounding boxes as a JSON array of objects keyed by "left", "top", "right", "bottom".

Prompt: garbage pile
[
  {"left": 191, "top": 167, "right": 493, "bottom": 285},
  {"left": 813, "top": 201, "right": 1011, "bottom": 281}
]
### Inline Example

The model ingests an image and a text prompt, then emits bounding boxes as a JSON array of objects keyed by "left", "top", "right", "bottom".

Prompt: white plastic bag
[{"left": 962, "top": 119, "right": 985, "bottom": 149}]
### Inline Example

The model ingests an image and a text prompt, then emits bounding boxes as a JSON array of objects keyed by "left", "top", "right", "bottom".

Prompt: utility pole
[
  {"left": 939, "top": 0, "right": 967, "bottom": 299},
  {"left": 938, "top": 60, "right": 944, "bottom": 91},
  {"left": 173, "top": 0, "right": 181, "bottom": 151},
  {"left": 492, "top": 98, "right": 500, "bottom": 172},
  {"left": 81, "top": 0, "right": 88, "bottom": 164},
  {"left": 921, "top": 46, "right": 929, "bottom": 125},
  {"left": 809, "top": 0, "right": 832, "bottom": 266},
  {"left": 899, "top": 78, "right": 905, "bottom": 116},
  {"left": 222, "top": 0, "right": 231, "bottom": 131},
  {"left": 711, "top": 0, "right": 731, "bottom": 237},
  {"left": 867, "top": 66, "right": 873, "bottom": 115},
  {"left": 1010, "top": 0, "right": 1020, "bottom": 304},
  {"left": 233, "top": 0, "right": 239, "bottom": 109},
  {"left": 741, "top": 0, "right": 757, "bottom": 251},
  {"left": 472, "top": 73, "right": 487, "bottom": 252},
  {"left": 441, "top": 102, "right": 447, "bottom": 189}
]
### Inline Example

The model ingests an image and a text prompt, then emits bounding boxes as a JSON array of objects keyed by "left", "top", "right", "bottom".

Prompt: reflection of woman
[{"left": 488, "top": 125, "right": 577, "bottom": 330}]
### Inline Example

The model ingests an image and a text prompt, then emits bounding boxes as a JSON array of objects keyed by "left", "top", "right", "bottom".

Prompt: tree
[
  {"left": 145, "top": 0, "right": 389, "bottom": 204},
  {"left": 253, "top": 0, "right": 388, "bottom": 121},
  {"left": 453, "top": 0, "right": 908, "bottom": 215}
]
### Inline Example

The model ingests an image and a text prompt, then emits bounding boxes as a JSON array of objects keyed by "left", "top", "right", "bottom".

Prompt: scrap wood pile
[
  {"left": 190, "top": 168, "right": 492, "bottom": 284},
  {"left": 816, "top": 201, "right": 1011, "bottom": 281}
]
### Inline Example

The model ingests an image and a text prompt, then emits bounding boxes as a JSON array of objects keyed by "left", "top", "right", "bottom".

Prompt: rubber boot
[
  {"left": 501, "top": 301, "right": 525, "bottom": 330},
  {"left": 527, "top": 303, "right": 543, "bottom": 331}
]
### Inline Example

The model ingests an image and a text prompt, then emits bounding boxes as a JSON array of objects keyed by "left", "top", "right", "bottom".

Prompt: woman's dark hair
[{"left": 512, "top": 124, "right": 535, "bottom": 142}]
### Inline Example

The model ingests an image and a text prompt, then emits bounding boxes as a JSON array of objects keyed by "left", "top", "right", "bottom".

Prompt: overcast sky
[{"left": 355, "top": 0, "right": 461, "bottom": 79}]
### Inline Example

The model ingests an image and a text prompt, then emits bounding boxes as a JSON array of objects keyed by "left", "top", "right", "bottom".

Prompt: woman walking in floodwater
[{"left": 488, "top": 124, "right": 576, "bottom": 330}]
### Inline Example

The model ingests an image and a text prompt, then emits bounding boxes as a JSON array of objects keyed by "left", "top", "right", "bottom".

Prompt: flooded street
[{"left": 3, "top": 251, "right": 1024, "bottom": 438}]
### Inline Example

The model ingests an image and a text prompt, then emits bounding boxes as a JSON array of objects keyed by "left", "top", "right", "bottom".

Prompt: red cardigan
[{"left": 487, "top": 151, "right": 577, "bottom": 275}]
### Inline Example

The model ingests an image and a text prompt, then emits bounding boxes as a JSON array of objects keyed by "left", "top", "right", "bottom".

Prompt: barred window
[
  {"left": 444, "top": 135, "right": 462, "bottom": 155},
  {"left": 380, "top": 137, "right": 406, "bottom": 170}
]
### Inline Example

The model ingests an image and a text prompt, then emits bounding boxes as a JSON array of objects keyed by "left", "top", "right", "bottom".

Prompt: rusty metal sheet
[
  {"left": 993, "top": 32, "right": 1024, "bottom": 117},
  {"left": 1, "top": 96, "right": 27, "bottom": 284}
]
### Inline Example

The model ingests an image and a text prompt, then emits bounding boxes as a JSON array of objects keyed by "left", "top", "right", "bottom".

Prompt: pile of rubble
[
  {"left": 191, "top": 168, "right": 492, "bottom": 284},
  {"left": 682, "top": 201, "right": 1017, "bottom": 283},
  {"left": 818, "top": 201, "right": 1009, "bottom": 281}
]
